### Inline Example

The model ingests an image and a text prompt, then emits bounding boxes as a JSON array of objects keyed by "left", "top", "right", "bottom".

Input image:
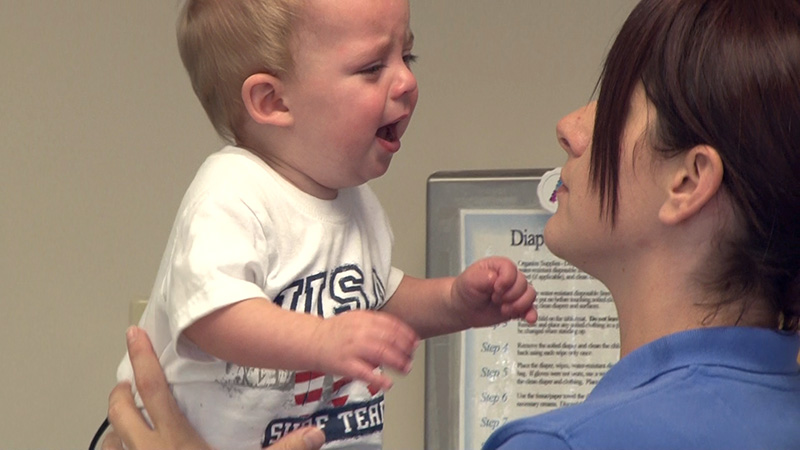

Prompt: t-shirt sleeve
[
  {"left": 383, "top": 266, "right": 404, "bottom": 303},
  {"left": 165, "top": 189, "right": 271, "bottom": 346}
]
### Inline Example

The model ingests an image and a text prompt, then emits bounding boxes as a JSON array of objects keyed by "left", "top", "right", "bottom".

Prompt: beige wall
[{"left": 0, "top": 1, "right": 636, "bottom": 448}]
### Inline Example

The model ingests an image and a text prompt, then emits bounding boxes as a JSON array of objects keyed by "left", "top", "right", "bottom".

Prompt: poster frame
[{"left": 424, "top": 169, "right": 550, "bottom": 450}]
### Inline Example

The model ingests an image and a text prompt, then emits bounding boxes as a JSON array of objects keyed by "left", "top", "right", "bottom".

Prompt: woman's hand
[{"left": 103, "top": 326, "right": 325, "bottom": 450}]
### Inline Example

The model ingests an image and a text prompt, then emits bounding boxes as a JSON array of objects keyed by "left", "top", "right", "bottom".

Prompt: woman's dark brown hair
[{"left": 592, "top": 0, "right": 800, "bottom": 330}]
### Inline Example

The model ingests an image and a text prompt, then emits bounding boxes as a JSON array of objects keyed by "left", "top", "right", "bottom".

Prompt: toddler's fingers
[
  {"left": 524, "top": 307, "right": 539, "bottom": 324},
  {"left": 369, "top": 314, "right": 420, "bottom": 360},
  {"left": 501, "top": 301, "right": 537, "bottom": 321},
  {"left": 507, "top": 271, "right": 532, "bottom": 298},
  {"left": 379, "top": 315, "right": 420, "bottom": 348},
  {"left": 500, "top": 285, "right": 537, "bottom": 317},
  {"left": 353, "top": 326, "right": 416, "bottom": 375},
  {"left": 489, "top": 258, "right": 518, "bottom": 290},
  {"left": 347, "top": 361, "right": 394, "bottom": 392},
  {"left": 492, "top": 270, "right": 531, "bottom": 304},
  {"left": 371, "top": 340, "right": 415, "bottom": 374}
]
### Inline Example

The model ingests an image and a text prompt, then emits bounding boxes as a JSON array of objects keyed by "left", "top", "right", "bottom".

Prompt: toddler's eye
[
  {"left": 360, "top": 64, "right": 385, "bottom": 75},
  {"left": 403, "top": 53, "right": 418, "bottom": 67}
]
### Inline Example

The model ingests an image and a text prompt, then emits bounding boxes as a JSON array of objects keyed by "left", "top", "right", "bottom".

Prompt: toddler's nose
[{"left": 392, "top": 65, "right": 418, "bottom": 101}]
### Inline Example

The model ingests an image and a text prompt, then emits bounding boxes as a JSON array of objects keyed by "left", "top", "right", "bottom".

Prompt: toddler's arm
[
  {"left": 183, "top": 299, "right": 419, "bottom": 391},
  {"left": 381, "top": 257, "right": 537, "bottom": 338}
]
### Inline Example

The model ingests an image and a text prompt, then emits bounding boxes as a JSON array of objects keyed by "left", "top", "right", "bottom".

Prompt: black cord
[{"left": 89, "top": 417, "right": 110, "bottom": 450}]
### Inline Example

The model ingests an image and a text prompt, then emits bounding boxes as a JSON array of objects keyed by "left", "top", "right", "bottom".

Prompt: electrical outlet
[{"left": 129, "top": 299, "right": 149, "bottom": 325}]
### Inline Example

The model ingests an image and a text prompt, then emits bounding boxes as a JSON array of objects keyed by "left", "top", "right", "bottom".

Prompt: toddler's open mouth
[{"left": 376, "top": 122, "right": 399, "bottom": 142}]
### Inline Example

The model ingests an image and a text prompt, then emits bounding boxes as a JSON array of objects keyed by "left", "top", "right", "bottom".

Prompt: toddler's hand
[
  {"left": 453, "top": 257, "right": 537, "bottom": 328},
  {"left": 311, "top": 310, "right": 419, "bottom": 391}
]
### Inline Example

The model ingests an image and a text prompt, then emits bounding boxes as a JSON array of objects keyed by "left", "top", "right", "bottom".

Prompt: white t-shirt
[{"left": 117, "top": 146, "right": 403, "bottom": 449}]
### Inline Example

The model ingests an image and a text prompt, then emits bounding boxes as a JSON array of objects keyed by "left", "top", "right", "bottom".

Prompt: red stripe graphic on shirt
[
  {"left": 332, "top": 377, "right": 352, "bottom": 391},
  {"left": 330, "top": 377, "right": 353, "bottom": 407},
  {"left": 294, "top": 373, "right": 369, "bottom": 406},
  {"left": 295, "top": 371, "right": 325, "bottom": 383},
  {"left": 294, "top": 371, "right": 325, "bottom": 405}
]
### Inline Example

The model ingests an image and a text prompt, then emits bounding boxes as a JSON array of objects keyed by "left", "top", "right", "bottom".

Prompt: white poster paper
[{"left": 460, "top": 209, "right": 619, "bottom": 449}]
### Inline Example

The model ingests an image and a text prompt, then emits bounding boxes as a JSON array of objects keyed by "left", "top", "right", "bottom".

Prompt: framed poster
[{"left": 425, "top": 169, "right": 619, "bottom": 450}]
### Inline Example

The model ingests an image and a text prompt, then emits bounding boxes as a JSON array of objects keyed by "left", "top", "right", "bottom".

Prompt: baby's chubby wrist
[
  {"left": 448, "top": 276, "right": 475, "bottom": 329},
  {"left": 303, "top": 315, "right": 330, "bottom": 372}
]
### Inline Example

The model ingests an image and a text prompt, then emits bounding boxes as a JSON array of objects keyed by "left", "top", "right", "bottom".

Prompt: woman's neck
[{"left": 609, "top": 260, "right": 777, "bottom": 358}]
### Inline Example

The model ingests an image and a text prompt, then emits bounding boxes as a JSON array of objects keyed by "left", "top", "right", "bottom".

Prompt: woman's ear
[
  {"left": 241, "top": 73, "right": 293, "bottom": 127},
  {"left": 658, "top": 145, "right": 724, "bottom": 225}
]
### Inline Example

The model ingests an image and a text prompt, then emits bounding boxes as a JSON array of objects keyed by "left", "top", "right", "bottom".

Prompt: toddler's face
[{"left": 277, "top": 0, "right": 418, "bottom": 199}]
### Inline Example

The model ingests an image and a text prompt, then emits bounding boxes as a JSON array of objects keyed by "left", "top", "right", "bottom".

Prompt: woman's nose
[{"left": 556, "top": 101, "right": 595, "bottom": 158}]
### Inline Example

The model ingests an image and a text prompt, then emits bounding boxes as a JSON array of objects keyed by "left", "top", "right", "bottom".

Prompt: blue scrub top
[{"left": 484, "top": 327, "right": 800, "bottom": 450}]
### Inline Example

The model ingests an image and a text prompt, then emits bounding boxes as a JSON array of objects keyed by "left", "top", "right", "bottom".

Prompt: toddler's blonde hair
[{"left": 177, "top": 0, "right": 299, "bottom": 142}]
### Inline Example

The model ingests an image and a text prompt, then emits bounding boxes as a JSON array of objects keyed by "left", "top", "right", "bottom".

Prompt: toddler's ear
[{"left": 241, "top": 73, "right": 292, "bottom": 127}]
